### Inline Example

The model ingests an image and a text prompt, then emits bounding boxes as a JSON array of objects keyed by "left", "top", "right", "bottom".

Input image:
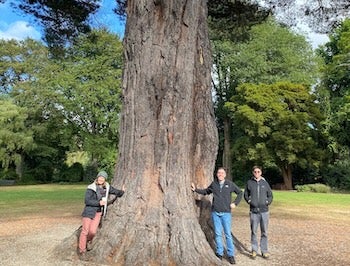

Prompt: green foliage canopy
[
  {"left": 213, "top": 18, "right": 319, "bottom": 88},
  {"left": 0, "top": 98, "right": 34, "bottom": 169},
  {"left": 318, "top": 19, "right": 350, "bottom": 148},
  {"left": 59, "top": 29, "right": 124, "bottom": 170},
  {"left": 225, "top": 82, "right": 324, "bottom": 171},
  {"left": 14, "top": 0, "right": 101, "bottom": 55},
  {"left": 211, "top": 18, "right": 320, "bottom": 181},
  {"left": 0, "top": 29, "right": 123, "bottom": 180}
]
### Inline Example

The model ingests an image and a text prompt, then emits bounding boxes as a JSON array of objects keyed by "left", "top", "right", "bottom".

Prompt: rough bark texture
[{"left": 55, "top": 0, "right": 220, "bottom": 265}]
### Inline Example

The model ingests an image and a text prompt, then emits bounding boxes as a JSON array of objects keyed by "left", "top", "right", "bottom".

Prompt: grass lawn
[
  {"left": 234, "top": 190, "right": 350, "bottom": 224},
  {"left": 267, "top": 190, "right": 350, "bottom": 223},
  {"left": 1, "top": 184, "right": 350, "bottom": 224},
  {"left": 0, "top": 184, "right": 86, "bottom": 220}
]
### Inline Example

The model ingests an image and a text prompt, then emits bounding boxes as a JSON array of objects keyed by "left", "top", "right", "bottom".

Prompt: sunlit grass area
[
  {"left": 0, "top": 184, "right": 86, "bottom": 219},
  {"left": 234, "top": 190, "right": 350, "bottom": 224},
  {"left": 269, "top": 191, "right": 350, "bottom": 223},
  {"left": 1, "top": 184, "right": 350, "bottom": 224}
]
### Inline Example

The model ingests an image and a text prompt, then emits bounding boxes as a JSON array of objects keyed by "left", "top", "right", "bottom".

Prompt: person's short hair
[
  {"left": 252, "top": 165, "right": 262, "bottom": 172},
  {"left": 217, "top": 167, "right": 226, "bottom": 172}
]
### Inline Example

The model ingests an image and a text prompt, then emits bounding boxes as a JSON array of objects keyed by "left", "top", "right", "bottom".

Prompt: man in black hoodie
[
  {"left": 191, "top": 167, "right": 242, "bottom": 264},
  {"left": 244, "top": 166, "right": 273, "bottom": 260}
]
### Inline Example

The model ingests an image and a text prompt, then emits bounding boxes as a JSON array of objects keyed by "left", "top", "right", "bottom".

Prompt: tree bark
[
  {"left": 55, "top": 0, "right": 219, "bottom": 265},
  {"left": 281, "top": 165, "right": 293, "bottom": 190}
]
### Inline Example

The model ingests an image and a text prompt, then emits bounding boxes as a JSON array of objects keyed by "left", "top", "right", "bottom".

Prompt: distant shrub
[
  {"left": 323, "top": 159, "right": 350, "bottom": 190},
  {"left": 84, "top": 164, "right": 98, "bottom": 182},
  {"left": 295, "top": 183, "right": 331, "bottom": 193},
  {"left": 24, "top": 159, "right": 54, "bottom": 183},
  {"left": 57, "top": 162, "right": 84, "bottom": 182},
  {"left": 0, "top": 169, "right": 18, "bottom": 180},
  {"left": 295, "top": 184, "right": 311, "bottom": 192}
]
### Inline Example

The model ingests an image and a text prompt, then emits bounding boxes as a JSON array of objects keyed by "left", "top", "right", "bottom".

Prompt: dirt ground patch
[{"left": 0, "top": 214, "right": 349, "bottom": 265}]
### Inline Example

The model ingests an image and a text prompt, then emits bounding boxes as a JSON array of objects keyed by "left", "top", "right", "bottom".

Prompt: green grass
[
  {"left": 0, "top": 184, "right": 86, "bottom": 219},
  {"left": 269, "top": 190, "right": 350, "bottom": 223},
  {"left": 273, "top": 190, "right": 350, "bottom": 206},
  {"left": 234, "top": 189, "right": 350, "bottom": 223},
  {"left": 1, "top": 185, "right": 350, "bottom": 224}
]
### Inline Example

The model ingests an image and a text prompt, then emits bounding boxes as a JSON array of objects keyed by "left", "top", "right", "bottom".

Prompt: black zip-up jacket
[
  {"left": 195, "top": 179, "right": 242, "bottom": 213},
  {"left": 244, "top": 177, "right": 273, "bottom": 213},
  {"left": 82, "top": 182, "right": 124, "bottom": 219}
]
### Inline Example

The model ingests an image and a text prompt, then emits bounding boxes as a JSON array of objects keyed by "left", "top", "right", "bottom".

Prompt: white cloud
[{"left": 0, "top": 21, "right": 41, "bottom": 41}]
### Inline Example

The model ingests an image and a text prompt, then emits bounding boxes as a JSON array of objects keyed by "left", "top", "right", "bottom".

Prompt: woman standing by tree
[{"left": 78, "top": 171, "right": 125, "bottom": 260}]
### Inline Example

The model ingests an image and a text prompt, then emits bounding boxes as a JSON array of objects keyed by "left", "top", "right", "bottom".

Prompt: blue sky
[
  {"left": 0, "top": 0, "right": 327, "bottom": 49},
  {"left": 0, "top": 0, "right": 125, "bottom": 41}
]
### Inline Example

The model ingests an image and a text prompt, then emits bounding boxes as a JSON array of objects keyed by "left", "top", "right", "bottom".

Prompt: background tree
[
  {"left": 225, "top": 82, "right": 324, "bottom": 190},
  {"left": 207, "top": 0, "right": 270, "bottom": 42},
  {"left": 0, "top": 38, "right": 66, "bottom": 182},
  {"left": 224, "top": 19, "right": 319, "bottom": 85},
  {"left": 212, "top": 18, "right": 319, "bottom": 182},
  {"left": 52, "top": 29, "right": 124, "bottom": 175},
  {"left": 317, "top": 18, "right": 350, "bottom": 190},
  {"left": 257, "top": 0, "right": 350, "bottom": 33},
  {"left": 0, "top": 30, "right": 123, "bottom": 182},
  {"left": 317, "top": 18, "right": 350, "bottom": 148},
  {"left": 13, "top": 0, "right": 101, "bottom": 56},
  {"left": 208, "top": 0, "right": 270, "bottom": 179},
  {"left": 112, "top": 0, "right": 350, "bottom": 34},
  {"left": 0, "top": 97, "right": 34, "bottom": 179}
]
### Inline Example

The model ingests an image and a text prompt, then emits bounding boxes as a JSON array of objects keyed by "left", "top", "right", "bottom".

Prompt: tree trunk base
[
  {"left": 53, "top": 202, "right": 228, "bottom": 265},
  {"left": 52, "top": 227, "right": 82, "bottom": 262}
]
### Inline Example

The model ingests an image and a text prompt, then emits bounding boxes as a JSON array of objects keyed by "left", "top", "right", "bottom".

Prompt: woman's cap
[{"left": 97, "top": 170, "right": 108, "bottom": 179}]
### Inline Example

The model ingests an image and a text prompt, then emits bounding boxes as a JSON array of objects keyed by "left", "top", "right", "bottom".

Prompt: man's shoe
[
  {"left": 228, "top": 256, "right": 236, "bottom": 264},
  {"left": 262, "top": 252, "right": 270, "bottom": 259},
  {"left": 215, "top": 253, "right": 223, "bottom": 260},
  {"left": 251, "top": 250, "right": 257, "bottom": 259}
]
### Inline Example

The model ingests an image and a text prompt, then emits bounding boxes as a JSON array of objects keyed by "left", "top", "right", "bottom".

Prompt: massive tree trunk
[
  {"left": 96, "top": 0, "right": 219, "bottom": 264},
  {"left": 55, "top": 0, "right": 219, "bottom": 265}
]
